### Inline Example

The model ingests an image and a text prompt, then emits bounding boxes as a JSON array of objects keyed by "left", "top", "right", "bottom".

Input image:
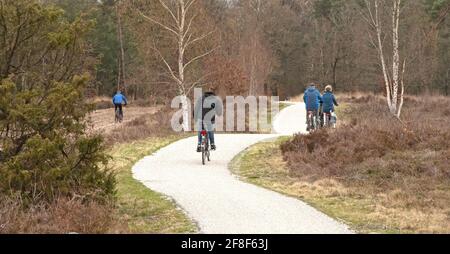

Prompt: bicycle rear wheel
[
  {"left": 202, "top": 147, "right": 206, "bottom": 165},
  {"left": 206, "top": 139, "right": 210, "bottom": 162},
  {"left": 311, "top": 115, "right": 316, "bottom": 131},
  {"left": 115, "top": 110, "right": 119, "bottom": 123},
  {"left": 307, "top": 115, "right": 311, "bottom": 131}
]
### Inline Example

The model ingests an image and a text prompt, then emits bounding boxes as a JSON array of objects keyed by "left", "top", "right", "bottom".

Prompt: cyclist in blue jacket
[
  {"left": 112, "top": 90, "right": 128, "bottom": 117},
  {"left": 303, "top": 83, "right": 322, "bottom": 128},
  {"left": 322, "top": 85, "right": 339, "bottom": 114},
  {"left": 303, "top": 83, "right": 322, "bottom": 111},
  {"left": 320, "top": 85, "right": 339, "bottom": 127}
]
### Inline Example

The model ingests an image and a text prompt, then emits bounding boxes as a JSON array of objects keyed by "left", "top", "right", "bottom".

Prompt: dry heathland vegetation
[
  {"left": 0, "top": 196, "right": 124, "bottom": 233},
  {"left": 280, "top": 95, "right": 450, "bottom": 232},
  {"left": 231, "top": 94, "right": 450, "bottom": 233}
]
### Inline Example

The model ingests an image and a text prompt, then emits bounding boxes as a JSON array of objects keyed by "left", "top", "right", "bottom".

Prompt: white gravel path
[
  {"left": 273, "top": 102, "right": 309, "bottom": 136},
  {"left": 132, "top": 102, "right": 353, "bottom": 234}
]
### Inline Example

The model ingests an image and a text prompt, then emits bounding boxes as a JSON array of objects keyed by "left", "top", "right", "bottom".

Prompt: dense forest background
[{"left": 47, "top": 0, "right": 449, "bottom": 99}]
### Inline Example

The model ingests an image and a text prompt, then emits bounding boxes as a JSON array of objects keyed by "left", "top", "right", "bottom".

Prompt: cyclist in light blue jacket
[{"left": 112, "top": 90, "right": 128, "bottom": 117}]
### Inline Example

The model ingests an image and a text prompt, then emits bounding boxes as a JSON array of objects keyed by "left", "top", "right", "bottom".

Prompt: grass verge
[
  {"left": 229, "top": 138, "right": 383, "bottom": 233},
  {"left": 109, "top": 135, "right": 197, "bottom": 233}
]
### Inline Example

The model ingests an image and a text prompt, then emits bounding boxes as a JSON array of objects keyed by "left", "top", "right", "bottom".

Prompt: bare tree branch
[
  {"left": 185, "top": 0, "right": 197, "bottom": 14},
  {"left": 137, "top": 9, "right": 179, "bottom": 36},
  {"left": 182, "top": 13, "right": 198, "bottom": 41},
  {"left": 158, "top": 0, "right": 180, "bottom": 28},
  {"left": 150, "top": 42, "right": 181, "bottom": 85},
  {"left": 184, "top": 30, "right": 215, "bottom": 51},
  {"left": 186, "top": 71, "right": 215, "bottom": 94},
  {"left": 183, "top": 47, "right": 217, "bottom": 71}
]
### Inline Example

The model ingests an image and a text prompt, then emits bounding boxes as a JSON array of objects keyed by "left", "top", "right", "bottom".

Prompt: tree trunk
[
  {"left": 445, "top": 69, "right": 449, "bottom": 96},
  {"left": 370, "top": 0, "right": 404, "bottom": 116},
  {"left": 116, "top": 54, "right": 121, "bottom": 92},
  {"left": 117, "top": 2, "right": 126, "bottom": 94},
  {"left": 391, "top": 0, "right": 401, "bottom": 115},
  {"left": 178, "top": 1, "right": 188, "bottom": 130},
  {"left": 138, "top": 0, "right": 214, "bottom": 131},
  {"left": 180, "top": 94, "right": 190, "bottom": 131},
  {"left": 332, "top": 57, "right": 339, "bottom": 90}
]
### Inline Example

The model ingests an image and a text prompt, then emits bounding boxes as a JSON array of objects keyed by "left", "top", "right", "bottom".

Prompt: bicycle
[
  {"left": 200, "top": 129, "right": 211, "bottom": 165},
  {"left": 115, "top": 106, "right": 123, "bottom": 123},
  {"left": 323, "top": 112, "right": 331, "bottom": 128},
  {"left": 322, "top": 111, "right": 337, "bottom": 129},
  {"left": 307, "top": 110, "right": 319, "bottom": 132}
]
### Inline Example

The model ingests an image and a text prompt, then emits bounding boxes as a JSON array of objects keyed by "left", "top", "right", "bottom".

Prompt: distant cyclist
[
  {"left": 321, "top": 85, "right": 339, "bottom": 126},
  {"left": 322, "top": 85, "right": 339, "bottom": 114},
  {"left": 112, "top": 90, "right": 128, "bottom": 118},
  {"left": 303, "top": 83, "right": 323, "bottom": 128},
  {"left": 194, "top": 91, "right": 223, "bottom": 152}
]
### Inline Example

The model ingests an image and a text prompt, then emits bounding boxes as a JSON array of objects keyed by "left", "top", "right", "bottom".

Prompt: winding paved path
[{"left": 132, "top": 102, "right": 352, "bottom": 234}]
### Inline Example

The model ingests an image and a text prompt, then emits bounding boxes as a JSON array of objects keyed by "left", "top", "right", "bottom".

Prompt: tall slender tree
[
  {"left": 134, "top": 0, "right": 215, "bottom": 131},
  {"left": 116, "top": 0, "right": 127, "bottom": 93},
  {"left": 362, "top": 0, "right": 406, "bottom": 117}
]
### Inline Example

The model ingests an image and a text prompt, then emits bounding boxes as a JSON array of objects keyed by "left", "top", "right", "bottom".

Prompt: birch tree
[
  {"left": 135, "top": 0, "right": 215, "bottom": 131},
  {"left": 362, "top": 0, "right": 406, "bottom": 117},
  {"left": 116, "top": 0, "right": 127, "bottom": 93}
]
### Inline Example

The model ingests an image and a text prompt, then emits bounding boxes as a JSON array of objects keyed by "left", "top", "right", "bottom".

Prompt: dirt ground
[{"left": 87, "top": 106, "right": 161, "bottom": 134}]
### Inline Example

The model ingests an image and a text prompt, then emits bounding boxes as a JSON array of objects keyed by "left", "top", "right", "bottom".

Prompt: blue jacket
[
  {"left": 303, "top": 87, "right": 322, "bottom": 111},
  {"left": 112, "top": 93, "right": 127, "bottom": 105},
  {"left": 322, "top": 91, "right": 338, "bottom": 113}
]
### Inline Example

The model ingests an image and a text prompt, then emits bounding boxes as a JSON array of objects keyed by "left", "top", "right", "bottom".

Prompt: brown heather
[
  {"left": 0, "top": 195, "right": 126, "bottom": 234},
  {"left": 281, "top": 95, "right": 450, "bottom": 213}
]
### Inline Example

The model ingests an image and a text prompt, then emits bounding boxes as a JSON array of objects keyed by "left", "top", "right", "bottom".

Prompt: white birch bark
[
  {"left": 138, "top": 0, "right": 214, "bottom": 131},
  {"left": 363, "top": 0, "right": 405, "bottom": 118},
  {"left": 391, "top": 0, "right": 401, "bottom": 115}
]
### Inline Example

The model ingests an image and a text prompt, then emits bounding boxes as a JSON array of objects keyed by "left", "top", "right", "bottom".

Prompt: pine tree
[{"left": 0, "top": 0, "right": 115, "bottom": 203}]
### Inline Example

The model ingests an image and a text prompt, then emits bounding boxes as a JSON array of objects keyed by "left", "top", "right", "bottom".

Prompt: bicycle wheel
[
  {"left": 312, "top": 116, "right": 316, "bottom": 131},
  {"left": 202, "top": 147, "right": 205, "bottom": 165},
  {"left": 206, "top": 138, "right": 211, "bottom": 162},
  {"left": 307, "top": 115, "right": 311, "bottom": 131}
]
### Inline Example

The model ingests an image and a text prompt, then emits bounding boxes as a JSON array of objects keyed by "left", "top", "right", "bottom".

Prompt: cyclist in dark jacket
[
  {"left": 194, "top": 91, "right": 223, "bottom": 152},
  {"left": 322, "top": 85, "right": 338, "bottom": 113}
]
